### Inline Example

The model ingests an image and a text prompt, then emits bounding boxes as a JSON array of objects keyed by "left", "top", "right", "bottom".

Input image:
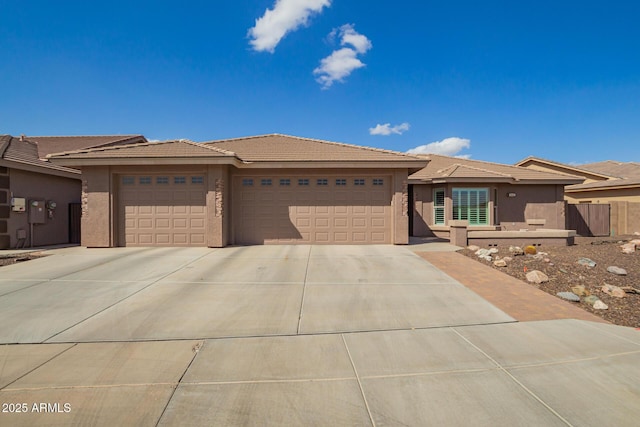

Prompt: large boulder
[
  {"left": 577, "top": 258, "right": 596, "bottom": 268},
  {"left": 557, "top": 292, "right": 580, "bottom": 302},
  {"left": 621, "top": 243, "right": 636, "bottom": 254},
  {"left": 602, "top": 284, "right": 626, "bottom": 298},
  {"left": 607, "top": 266, "right": 628, "bottom": 276},
  {"left": 526, "top": 270, "right": 549, "bottom": 284}
]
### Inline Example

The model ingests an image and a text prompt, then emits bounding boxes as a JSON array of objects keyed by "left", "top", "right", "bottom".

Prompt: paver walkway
[{"left": 418, "top": 251, "right": 608, "bottom": 323}]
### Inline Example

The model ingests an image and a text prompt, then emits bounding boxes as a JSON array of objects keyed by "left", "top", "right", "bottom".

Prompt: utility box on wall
[
  {"left": 11, "top": 197, "right": 26, "bottom": 212},
  {"left": 29, "top": 200, "right": 46, "bottom": 224}
]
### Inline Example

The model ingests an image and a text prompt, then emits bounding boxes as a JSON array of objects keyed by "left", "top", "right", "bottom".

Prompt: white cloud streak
[
  {"left": 314, "top": 24, "right": 372, "bottom": 89},
  {"left": 248, "top": 0, "right": 331, "bottom": 53},
  {"left": 407, "top": 137, "right": 471, "bottom": 157},
  {"left": 369, "top": 122, "right": 410, "bottom": 136}
]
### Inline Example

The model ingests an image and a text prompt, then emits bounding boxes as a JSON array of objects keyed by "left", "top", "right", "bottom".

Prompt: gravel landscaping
[{"left": 461, "top": 236, "right": 640, "bottom": 328}]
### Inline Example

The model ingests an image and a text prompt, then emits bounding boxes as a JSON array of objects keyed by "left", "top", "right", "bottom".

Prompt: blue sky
[{"left": 2, "top": 0, "right": 639, "bottom": 164}]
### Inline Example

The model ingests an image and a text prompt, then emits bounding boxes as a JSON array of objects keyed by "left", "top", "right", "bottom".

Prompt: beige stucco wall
[
  {"left": 79, "top": 165, "right": 411, "bottom": 247},
  {"left": 6, "top": 168, "right": 81, "bottom": 248},
  {"left": 392, "top": 169, "right": 409, "bottom": 244},
  {"left": 80, "top": 166, "right": 112, "bottom": 247},
  {"left": 412, "top": 183, "right": 567, "bottom": 237}
]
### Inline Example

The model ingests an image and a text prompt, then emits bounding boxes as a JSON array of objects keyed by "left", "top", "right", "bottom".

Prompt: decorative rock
[
  {"left": 479, "top": 254, "right": 492, "bottom": 261},
  {"left": 577, "top": 258, "right": 596, "bottom": 268},
  {"left": 494, "top": 259, "right": 507, "bottom": 267},
  {"left": 467, "top": 245, "right": 480, "bottom": 252},
  {"left": 630, "top": 239, "right": 640, "bottom": 246},
  {"left": 544, "top": 258, "right": 551, "bottom": 263},
  {"left": 509, "top": 246, "right": 524, "bottom": 256},
  {"left": 607, "top": 266, "right": 627, "bottom": 276},
  {"left": 571, "top": 285, "right": 588, "bottom": 297},
  {"left": 532, "top": 253, "right": 545, "bottom": 260},
  {"left": 488, "top": 248, "right": 499, "bottom": 254},
  {"left": 583, "top": 295, "right": 600, "bottom": 306},
  {"left": 557, "top": 292, "right": 580, "bottom": 302},
  {"left": 524, "top": 245, "right": 537, "bottom": 255},
  {"left": 602, "top": 284, "right": 626, "bottom": 298},
  {"left": 475, "top": 248, "right": 491, "bottom": 257},
  {"left": 502, "top": 257, "right": 513, "bottom": 262},
  {"left": 621, "top": 243, "right": 636, "bottom": 254},
  {"left": 634, "top": 231, "right": 640, "bottom": 236},
  {"left": 593, "top": 300, "right": 609, "bottom": 310},
  {"left": 526, "top": 270, "right": 549, "bottom": 284}
]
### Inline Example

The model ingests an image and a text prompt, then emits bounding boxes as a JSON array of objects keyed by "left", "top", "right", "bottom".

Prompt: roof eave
[
  {"left": 233, "top": 160, "right": 429, "bottom": 169},
  {"left": 0, "top": 158, "right": 81, "bottom": 180}
]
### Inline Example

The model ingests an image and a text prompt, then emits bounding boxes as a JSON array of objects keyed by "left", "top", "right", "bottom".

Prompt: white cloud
[
  {"left": 369, "top": 122, "right": 410, "bottom": 136},
  {"left": 314, "top": 24, "right": 372, "bottom": 89},
  {"left": 407, "top": 137, "right": 471, "bottom": 157},
  {"left": 248, "top": 0, "right": 331, "bottom": 53}
]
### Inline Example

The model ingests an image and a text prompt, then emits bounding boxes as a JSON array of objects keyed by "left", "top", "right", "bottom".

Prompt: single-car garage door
[
  {"left": 119, "top": 174, "right": 207, "bottom": 246},
  {"left": 234, "top": 175, "right": 392, "bottom": 244}
]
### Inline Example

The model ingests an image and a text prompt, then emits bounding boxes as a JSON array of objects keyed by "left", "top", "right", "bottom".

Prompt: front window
[
  {"left": 453, "top": 188, "right": 488, "bottom": 225},
  {"left": 434, "top": 188, "right": 445, "bottom": 225}
]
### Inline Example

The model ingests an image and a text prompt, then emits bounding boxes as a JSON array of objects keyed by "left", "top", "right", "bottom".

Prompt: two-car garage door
[{"left": 233, "top": 175, "right": 392, "bottom": 244}]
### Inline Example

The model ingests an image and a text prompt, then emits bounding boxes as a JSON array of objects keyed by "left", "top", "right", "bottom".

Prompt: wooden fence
[{"left": 566, "top": 204, "right": 610, "bottom": 237}]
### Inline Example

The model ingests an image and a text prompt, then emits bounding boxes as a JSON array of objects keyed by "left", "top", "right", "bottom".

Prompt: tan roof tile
[
  {"left": 1, "top": 135, "right": 80, "bottom": 175},
  {"left": 410, "top": 154, "right": 583, "bottom": 183},
  {"left": 579, "top": 160, "right": 640, "bottom": 179},
  {"left": 26, "top": 135, "right": 147, "bottom": 158},
  {"left": 203, "top": 134, "right": 424, "bottom": 163},
  {"left": 47, "top": 139, "right": 236, "bottom": 159}
]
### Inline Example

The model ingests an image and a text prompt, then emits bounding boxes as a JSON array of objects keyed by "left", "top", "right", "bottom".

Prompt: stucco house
[
  {"left": 48, "top": 134, "right": 428, "bottom": 247},
  {"left": 409, "top": 154, "right": 583, "bottom": 241},
  {"left": 515, "top": 157, "right": 640, "bottom": 204},
  {"left": 0, "top": 134, "right": 146, "bottom": 249}
]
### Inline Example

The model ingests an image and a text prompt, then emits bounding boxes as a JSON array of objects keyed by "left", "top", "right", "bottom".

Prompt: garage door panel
[
  {"left": 119, "top": 174, "right": 207, "bottom": 247},
  {"left": 315, "top": 218, "right": 329, "bottom": 228},
  {"left": 353, "top": 232, "right": 367, "bottom": 242},
  {"left": 371, "top": 218, "right": 386, "bottom": 227},
  {"left": 155, "top": 218, "right": 170, "bottom": 229},
  {"left": 234, "top": 175, "right": 392, "bottom": 244}
]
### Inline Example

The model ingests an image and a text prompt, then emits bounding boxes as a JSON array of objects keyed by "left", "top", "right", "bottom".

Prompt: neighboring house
[
  {"left": 409, "top": 154, "right": 583, "bottom": 239},
  {"left": 0, "top": 134, "right": 146, "bottom": 249},
  {"left": 48, "top": 134, "right": 428, "bottom": 247},
  {"left": 515, "top": 157, "right": 640, "bottom": 203}
]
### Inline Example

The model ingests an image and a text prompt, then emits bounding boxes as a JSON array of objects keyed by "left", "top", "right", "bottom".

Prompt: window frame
[
  {"left": 433, "top": 188, "right": 445, "bottom": 225},
  {"left": 452, "top": 188, "right": 489, "bottom": 226}
]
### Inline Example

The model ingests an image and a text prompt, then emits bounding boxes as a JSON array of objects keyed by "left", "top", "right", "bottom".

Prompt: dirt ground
[
  {"left": 0, "top": 253, "right": 48, "bottom": 267},
  {"left": 460, "top": 236, "right": 640, "bottom": 328}
]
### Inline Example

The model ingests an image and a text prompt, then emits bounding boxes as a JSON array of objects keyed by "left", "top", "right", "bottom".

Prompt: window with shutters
[
  {"left": 433, "top": 188, "right": 445, "bottom": 225},
  {"left": 452, "top": 188, "right": 489, "bottom": 225}
]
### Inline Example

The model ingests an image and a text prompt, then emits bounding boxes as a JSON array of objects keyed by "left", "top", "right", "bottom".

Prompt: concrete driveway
[{"left": 1, "top": 245, "right": 639, "bottom": 426}]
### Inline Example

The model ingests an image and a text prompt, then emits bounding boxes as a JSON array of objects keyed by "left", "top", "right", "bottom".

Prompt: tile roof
[
  {"left": 47, "top": 139, "right": 237, "bottom": 159},
  {"left": 410, "top": 154, "right": 583, "bottom": 183},
  {"left": 26, "top": 135, "right": 146, "bottom": 158},
  {"left": 202, "top": 134, "right": 425, "bottom": 163},
  {"left": 0, "top": 135, "right": 80, "bottom": 176},
  {"left": 516, "top": 157, "right": 640, "bottom": 191},
  {"left": 578, "top": 160, "right": 640, "bottom": 180},
  {"left": 514, "top": 156, "right": 611, "bottom": 180}
]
